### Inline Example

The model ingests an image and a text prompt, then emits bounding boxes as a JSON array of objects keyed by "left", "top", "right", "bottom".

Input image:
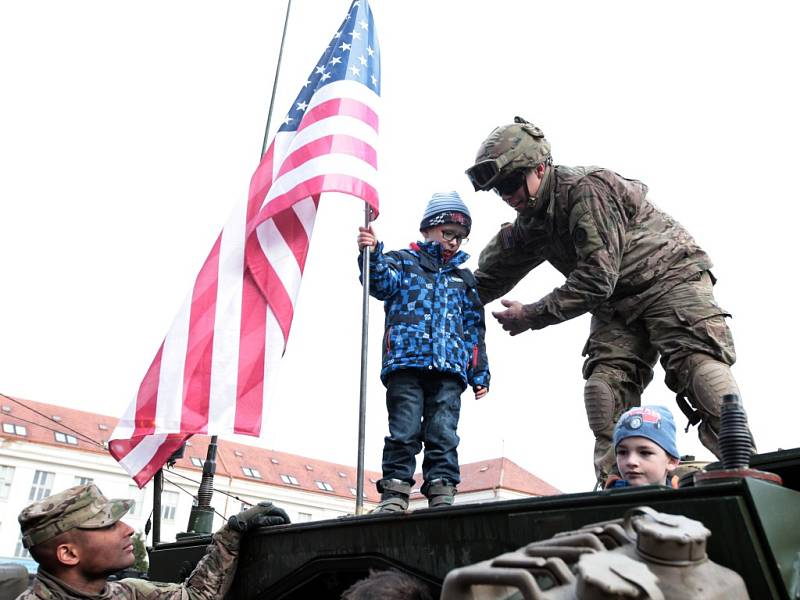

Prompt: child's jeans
[{"left": 379, "top": 369, "right": 463, "bottom": 489}]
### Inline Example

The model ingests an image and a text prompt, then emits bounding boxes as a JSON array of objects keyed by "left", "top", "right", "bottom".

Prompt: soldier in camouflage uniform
[
  {"left": 16, "top": 483, "right": 288, "bottom": 600},
  {"left": 465, "top": 117, "right": 756, "bottom": 486}
]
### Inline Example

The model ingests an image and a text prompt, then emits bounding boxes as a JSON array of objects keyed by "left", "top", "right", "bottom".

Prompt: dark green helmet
[{"left": 465, "top": 117, "right": 551, "bottom": 191}]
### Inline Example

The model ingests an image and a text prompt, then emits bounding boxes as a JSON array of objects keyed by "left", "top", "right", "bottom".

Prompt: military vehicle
[{"left": 147, "top": 398, "right": 800, "bottom": 599}]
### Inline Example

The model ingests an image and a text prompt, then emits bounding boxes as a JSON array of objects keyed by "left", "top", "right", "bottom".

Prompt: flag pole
[
  {"left": 261, "top": 0, "right": 293, "bottom": 157},
  {"left": 356, "top": 203, "right": 372, "bottom": 515}
]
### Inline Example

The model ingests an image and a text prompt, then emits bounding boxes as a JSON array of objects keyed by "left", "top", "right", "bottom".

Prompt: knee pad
[
  {"left": 584, "top": 377, "right": 616, "bottom": 435},
  {"left": 687, "top": 355, "right": 740, "bottom": 419}
]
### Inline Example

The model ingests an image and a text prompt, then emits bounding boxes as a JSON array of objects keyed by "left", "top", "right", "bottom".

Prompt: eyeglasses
[
  {"left": 493, "top": 171, "right": 526, "bottom": 197},
  {"left": 440, "top": 229, "right": 468, "bottom": 244}
]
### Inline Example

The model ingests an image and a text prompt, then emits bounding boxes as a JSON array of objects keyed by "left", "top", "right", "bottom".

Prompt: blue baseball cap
[{"left": 613, "top": 405, "right": 680, "bottom": 459}]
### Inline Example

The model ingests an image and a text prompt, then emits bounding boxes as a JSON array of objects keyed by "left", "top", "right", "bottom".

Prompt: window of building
[
  {"left": 98, "top": 423, "right": 109, "bottom": 431},
  {"left": 297, "top": 512, "right": 312, "bottom": 522},
  {"left": 349, "top": 487, "right": 357, "bottom": 496},
  {"left": 161, "top": 490, "right": 179, "bottom": 522},
  {"left": 338, "top": 471, "right": 347, "bottom": 478},
  {"left": 315, "top": 481, "right": 334, "bottom": 492},
  {"left": 234, "top": 450, "right": 243, "bottom": 457},
  {"left": 2, "top": 423, "right": 27, "bottom": 436},
  {"left": 305, "top": 464, "right": 313, "bottom": 471},
  {"left": 51, "top": 415, "right": 62, "bottom": 422},
  {"left": 74, "top": 476, "right": 93, "bottom": 487},
  {"left": 29, "top": 470, "right": 54, "bottom": 502},
  {"left": 270, "top": 458, "right": 279, "bottom": 464},
  {"left": 242, "top": 467, "right": 261, "bottom": 479},
  {"left": 128, "top": 485, "right": 146, "bottom": 518},
  {"left": 54, "top": 431, "right": 78, "bottom": 445},
  {"left": 280, "top": 474, "right": 299, "bottom": 485},
  {"left": 14, "top": 533, "right": 30, "bottom": 558},
  {"left": 0, "top": 465, "right": 14, "bottom": 500},
  {"left": 190, "top": 457, "right": 204, "bottom": 468}
]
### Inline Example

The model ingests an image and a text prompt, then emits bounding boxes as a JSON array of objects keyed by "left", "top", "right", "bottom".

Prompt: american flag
[{"left": 109, "top": 0, "right": 380, "bottom": 487}]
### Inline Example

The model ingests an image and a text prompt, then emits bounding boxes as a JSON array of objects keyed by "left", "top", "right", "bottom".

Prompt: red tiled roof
[
  {"left": 0, "top": 396, "right": 560, "bottom": 502},
  {"left": 452, "top": 457, "right": 561, "bottom": 496}
]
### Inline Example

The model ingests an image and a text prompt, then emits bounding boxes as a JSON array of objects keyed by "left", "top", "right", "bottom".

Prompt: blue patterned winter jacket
[{"left": 359, "top": 240, "right": 490, "bottom": 390}]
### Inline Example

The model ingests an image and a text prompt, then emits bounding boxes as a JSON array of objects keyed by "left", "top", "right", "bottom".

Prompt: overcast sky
[{"left": 1, "top": 1, "right": 798, "bottom": 494}]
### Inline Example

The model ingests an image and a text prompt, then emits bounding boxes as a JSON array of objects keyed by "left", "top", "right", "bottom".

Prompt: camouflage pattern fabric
[
  {"left": 476, "top": 165, "right": 713, "bottom": 324},
  {"left": 19, "top": 484, "right": 132, "bottom": 549},
  {"left": 476, "top": 165, "right": 737, "bottom": 483},
  {"left": 16, "top": 525, "right": 242, "bottom": 600},
  {"left": 583, "top": 271, "right": 736, "bottom": 480}
]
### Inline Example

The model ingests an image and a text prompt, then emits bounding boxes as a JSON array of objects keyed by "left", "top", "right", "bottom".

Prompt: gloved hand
[
  {"left": 491, "top": 299, "right": 530, "bottom": 336},
  {"left": 227, "top": 501, "right": 290, "bottom": 533}
]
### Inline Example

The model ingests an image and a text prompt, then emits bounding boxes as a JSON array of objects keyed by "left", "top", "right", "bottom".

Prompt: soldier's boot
[
  {"left": 372, "top": 479, "right": 410, "bottom": 513},
  {"left": 682, "top": 355, "right": 757, "bottom": 459},
  {"left": 422, "top": 478, "right": 456, "bottom": 508},
  {"left": 584, "top": 376, "right": 620, "bottom": 489}
]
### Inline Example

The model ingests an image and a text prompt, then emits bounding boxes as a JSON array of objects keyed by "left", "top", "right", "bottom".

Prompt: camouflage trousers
[{"left": 581, "top": 271, "right": 741, "bottom": 484}]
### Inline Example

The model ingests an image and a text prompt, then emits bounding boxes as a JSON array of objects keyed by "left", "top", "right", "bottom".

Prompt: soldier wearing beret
[
  {"left": 465, "top": 117, "right": 756, "bottom": 487},
  {"left": 15, "top": 483, "right": 288, "bottom": 599}
]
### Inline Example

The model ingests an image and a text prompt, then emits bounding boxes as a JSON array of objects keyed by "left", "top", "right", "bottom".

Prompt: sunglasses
[{"left": 493, "top": 171, "right": 526, "bottom": 196}]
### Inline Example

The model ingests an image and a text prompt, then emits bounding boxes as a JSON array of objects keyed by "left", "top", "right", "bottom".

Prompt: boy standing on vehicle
[
  {"left": 606, "top": 405, "right": 681, "bottom": 488},
  {"left": 357, "top": 191, "right": 490, "bottom": 512}
]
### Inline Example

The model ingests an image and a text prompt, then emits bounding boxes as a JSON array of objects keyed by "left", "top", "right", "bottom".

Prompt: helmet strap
[{"left": 525, "top": 164, "right": 551, "bottom": 214}]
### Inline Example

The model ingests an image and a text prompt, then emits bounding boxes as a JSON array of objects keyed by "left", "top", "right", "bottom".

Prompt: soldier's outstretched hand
[
  {"left": 492, "top": 299, "right": 529, "bottom": 336},
  {"left": 228, "top": 501, "right": 290, "bottom": 533},
  {"left": 357, "top": 226, "right": 377, "bottom": 251}
]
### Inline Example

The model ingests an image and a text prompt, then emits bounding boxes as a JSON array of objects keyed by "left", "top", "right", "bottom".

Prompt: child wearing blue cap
[
  {"left": 357, "top": 191, "right": 490, "bottom": 512},
  {"left": 606, "top": 405, "right": 681, "bottom": 488}
]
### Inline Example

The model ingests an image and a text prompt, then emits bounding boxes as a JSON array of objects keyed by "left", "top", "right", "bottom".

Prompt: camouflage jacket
[
  {"left": 475, "top": 165, "right": 712, "bottom": 329},
  {"left": 17, "top": 526, "right": 241, "bottom": 600}
]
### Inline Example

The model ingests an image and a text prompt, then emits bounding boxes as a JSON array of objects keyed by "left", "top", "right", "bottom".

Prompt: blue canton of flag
[{"left": 280, "top": 0, "right": 380, "bottom": 133}]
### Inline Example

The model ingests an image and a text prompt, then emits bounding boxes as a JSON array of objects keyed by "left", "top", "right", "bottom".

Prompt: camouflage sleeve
[
  {"left": 475, "top": 223, "right": 545, "bottom": 305},
  {"left": 357, "top": 242, "right": 402, "bottom": 301},
  {"left": 463, "top": 284, "right": 490, "bottom": 389},
  {"left": 118, "top": 525, "right": 242, "bottom": 600},
  {"left": 523, "top": 180, "right": 625, "bottom": 330}
]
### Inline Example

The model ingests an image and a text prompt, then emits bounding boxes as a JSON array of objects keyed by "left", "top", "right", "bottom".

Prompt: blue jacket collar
[{"left": 412, "top": 240, "right": 469, "bottom": 268}]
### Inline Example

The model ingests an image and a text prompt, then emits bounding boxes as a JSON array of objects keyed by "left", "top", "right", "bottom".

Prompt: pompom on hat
[
  {"left": 613, "top": 405, "right": 680, "bottom": 459},
  {"left": 419, "top": 191, "right": 472, "bottom": 235}
]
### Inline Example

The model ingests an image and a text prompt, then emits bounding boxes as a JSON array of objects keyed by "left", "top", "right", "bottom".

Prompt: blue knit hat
[
  {"left": 419, "top": 191, "right": 472, "bottom": 234},
  {"left": 613, "top": 405, "right": 680, "bottom": 459}
]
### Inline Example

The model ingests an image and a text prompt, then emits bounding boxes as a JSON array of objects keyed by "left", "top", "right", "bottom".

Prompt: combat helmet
[{"left": 465, "top": 116, "right": 551, "bottom": 191}]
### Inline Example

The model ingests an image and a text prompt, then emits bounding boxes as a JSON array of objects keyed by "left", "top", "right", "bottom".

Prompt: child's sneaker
[
  {"left": 422, "top": 478, "right": 456, "bottom": 508},
  {"left": 372, "top": 479, "right": 411, "bottom": 513}
]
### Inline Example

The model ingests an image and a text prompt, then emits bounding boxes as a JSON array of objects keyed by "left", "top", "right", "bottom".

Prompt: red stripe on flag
[
  {"left": 271, "top": 202, "right": 314, "bottom": 275},
  {"left": 132, "top": 343, "right": 164, "bottom": 435},
  {"left": 256, "top": 174, "right": 379, "bottom": 226},
  {"left": 234, "top": 271, "right": 267, "bottom": 435},
  {"left": 131, "top": 433, "right": 189, "bottom": 487},
  {"left": 180, "top": 235, "right": 222, "bottom": 434},
  {"left": 245, "top": 234, "right": 295, "bottom": 342},
  {"left": 275, "top": 134, "right": 377, "bottom": 181},
  {"left": 247, "top": 144, "right": 275, "bottom": 223},
  {"left": 297, "top": 97, "right": 379, "bottom": 134}
]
